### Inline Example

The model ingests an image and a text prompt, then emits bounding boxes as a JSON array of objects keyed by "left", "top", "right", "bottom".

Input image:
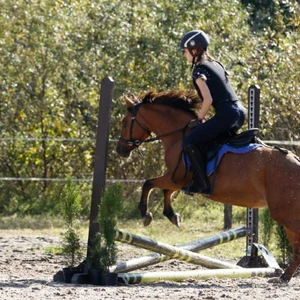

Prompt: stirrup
[{"left": 185, "top": 185, "right": 211, "bottom": 196}]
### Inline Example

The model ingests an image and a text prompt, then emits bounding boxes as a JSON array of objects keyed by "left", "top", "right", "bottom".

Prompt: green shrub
[
  {"left": 60, "top": 180, "right": 83, "bottom": 268},
  {"left": 88, "top": 182, "right": 123, "bottom": 271},
  {"left": 260, "top": 208, "right": 292, "bottom": 264},
  {"left": 275, "top": 223, "right": 293, "bottom": 265},
  {"left": 261, "top": 208, "right": 275, "bottom": 246}
]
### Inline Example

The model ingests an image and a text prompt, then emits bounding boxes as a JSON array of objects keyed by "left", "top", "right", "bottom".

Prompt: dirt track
[{"left": 0, "top": 233, "right": 299, "bottom": 300}]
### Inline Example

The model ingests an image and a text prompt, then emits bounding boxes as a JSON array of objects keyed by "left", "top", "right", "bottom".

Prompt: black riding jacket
[{"left": 192, "top": 61, "right": 238, "bottom": 108}]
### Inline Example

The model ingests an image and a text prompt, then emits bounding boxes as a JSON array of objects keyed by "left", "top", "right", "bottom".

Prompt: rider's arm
[{"left": 195, "top": 77, "right": 213, "bottom": 121}]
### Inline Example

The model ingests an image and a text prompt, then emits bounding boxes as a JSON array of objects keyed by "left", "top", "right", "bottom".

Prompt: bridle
[
  {"left": 118, "top": 102, "right": 195, "bottom": 148},
  {"left": 118, "top": 103, "right": 151, "bottom": 147},
  {"left": 118, "top": 102, "right": 200, "bottom": 183}
]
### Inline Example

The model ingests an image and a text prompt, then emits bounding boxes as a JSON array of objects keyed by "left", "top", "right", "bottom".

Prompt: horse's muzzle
[{"left": 116, "top": 144, "right": 131, "bottom": 157}]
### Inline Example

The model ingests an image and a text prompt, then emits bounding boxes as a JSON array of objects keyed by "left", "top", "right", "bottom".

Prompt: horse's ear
[{"left": 125, "top": 95, "right": 135, "bottom": 108}]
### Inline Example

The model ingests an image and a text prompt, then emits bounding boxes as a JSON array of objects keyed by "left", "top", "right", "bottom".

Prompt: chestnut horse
[{"left": 116, "top": 90, "right": 300, "bottom": 282}]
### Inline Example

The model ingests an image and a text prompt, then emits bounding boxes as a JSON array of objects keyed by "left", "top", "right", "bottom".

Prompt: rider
[{"left": 179, "top": 30, "right": 246, "bottom": 195}]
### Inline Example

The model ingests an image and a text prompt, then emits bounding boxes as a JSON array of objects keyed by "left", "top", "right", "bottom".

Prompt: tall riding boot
[{"left": 184, "top": 144, "right": 211, "bottom": 196}]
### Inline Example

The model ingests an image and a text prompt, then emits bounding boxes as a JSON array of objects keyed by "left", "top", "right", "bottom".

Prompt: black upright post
[
  {"left": 246, "top": 85, "right": 260, "bottom": 257},
  {"left": 87, "top": 77, "right": 114, "bottom": 253}
]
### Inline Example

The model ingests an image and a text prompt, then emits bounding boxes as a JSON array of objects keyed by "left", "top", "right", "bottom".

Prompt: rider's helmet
[{"left": 179, "top": 30, "right": 210, "bottom": 52}]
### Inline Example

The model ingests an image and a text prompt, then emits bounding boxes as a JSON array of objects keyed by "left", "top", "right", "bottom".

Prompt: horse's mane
[{"left": 132, "top": 90, "right": 201, "bottom": 117}]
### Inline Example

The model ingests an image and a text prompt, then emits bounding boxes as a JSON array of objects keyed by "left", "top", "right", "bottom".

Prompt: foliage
[
  {"left": 260, "top": 208, "right": 292, "bottom": 264},
  {"left": 61, "top": 228, "right": 82, "bottom": 268},
  {"left": 87, "top": 182, "right": 123, "bottom": 271},
  {"left": 60, "top": 180, "right": 83, "bottom": 268},
  {"left": 275, "top": 223, "right": 293, "bottom": 264},
  {"left": 0, "top": 0, "right": 298, "bottom": 222},
  {"left": 241, "top": 0, "right": 299, "bottom": 32},
  {"left": 260, "top": 208, "right": 275, "bottom": 246}
]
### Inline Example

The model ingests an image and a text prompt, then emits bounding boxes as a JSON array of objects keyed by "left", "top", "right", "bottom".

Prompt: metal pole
[
  {"left": 114, "top": 230, "right": 241, "bottom": 270},
  {"left": 87, "top": 77, "right": 114, "bottom": 253},
  {"left": 111, "top": 227, "right": 247, "bottom": 273},
  {"left": 119, "top": 268, "right": 277, "bottom": 284},
  {"left": 246, "top": 85, "right": 260, "bottom": 256}
]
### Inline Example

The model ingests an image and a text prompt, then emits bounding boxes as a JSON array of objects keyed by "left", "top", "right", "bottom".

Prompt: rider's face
[{"left": 183, "top": 48, "right": 194, "bottom": 63}]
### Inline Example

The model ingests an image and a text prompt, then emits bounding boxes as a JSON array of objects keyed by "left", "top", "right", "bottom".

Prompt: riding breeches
[{"left": 183, "top": 100, "right": 246, "bottom": 149}]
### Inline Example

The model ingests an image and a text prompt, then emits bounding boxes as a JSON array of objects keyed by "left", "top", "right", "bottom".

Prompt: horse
[{"left": 116, "top": 89, "right": 300, "bottom": 283}]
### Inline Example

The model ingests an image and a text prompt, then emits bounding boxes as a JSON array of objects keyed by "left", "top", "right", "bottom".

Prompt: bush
[
  {"left": 88, "top": 182, "right": 124, "bottom": 271},
  {"left": 260, "top": 208, "right": 292, "bottom": 264},
  {"left": 60, "top": 180, "right": 84, "bottom": 268}
]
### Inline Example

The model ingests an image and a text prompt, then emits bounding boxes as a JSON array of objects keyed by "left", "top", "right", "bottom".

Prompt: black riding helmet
[{"left": 179, "top": 30, "right": 210, "bottom": 51}]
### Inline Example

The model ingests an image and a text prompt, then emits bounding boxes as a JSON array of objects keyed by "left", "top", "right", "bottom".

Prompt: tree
[{"left": 0, "top": 0, "right": 298, "bottom": 216}]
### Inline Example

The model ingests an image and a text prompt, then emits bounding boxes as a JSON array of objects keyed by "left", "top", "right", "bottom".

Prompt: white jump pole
[
  {"left": 118, "top": 267, "right": 278, "bottom": 284},
  {"left": 111, "top": 226, "right": 247, "bottom": 273},
  {"left": 115, "top": 230, "right": 242, "bottom": 270}
]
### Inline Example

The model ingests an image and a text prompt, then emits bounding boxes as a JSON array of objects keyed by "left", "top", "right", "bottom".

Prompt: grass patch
[
  {"left": 0, "top": 200, "right": 286, "bottom": 264},
  {"left": 0, "top": 214, "right": 66, "bottom": 230},
  {"left": 45, "top": 245, "right": 64, "bottom": 255},
  {"left": 117, "top": 215, "right": 246, "bottom": 261}
]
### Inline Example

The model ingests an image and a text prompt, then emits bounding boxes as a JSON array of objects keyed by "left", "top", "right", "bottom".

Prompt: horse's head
[
  {"left": 116, "top": 95, "right": 151, "bottom": 157},
  {"left": 116, "top": 90, "right": 201, "bottom": 157}
]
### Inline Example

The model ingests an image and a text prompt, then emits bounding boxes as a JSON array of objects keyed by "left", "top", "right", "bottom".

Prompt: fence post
[
  {"left": 223, "top": 205, "right": 232, "bottom": 230},
  {"left": 87, "top": 77, "right": 114, "bottom": 253},
  {"left": 246, "top": 85, "right": 260, "bottom": 257}
]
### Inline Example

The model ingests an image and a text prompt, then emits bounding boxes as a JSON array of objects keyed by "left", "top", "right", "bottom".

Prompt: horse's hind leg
[
  {"left": 138, "top": 179, "right": 155, "bottom": 226},
  {"left": 162, "top": 189, "right": 181, "bottom": 227}
]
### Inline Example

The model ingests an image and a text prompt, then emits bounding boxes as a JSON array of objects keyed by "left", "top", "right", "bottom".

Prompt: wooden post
[
  {"left": 224, "top": 204, "right": 232, "bottom": 230},
  {"left": 87, "top": 77, "right": 114, "bottom": 253}
]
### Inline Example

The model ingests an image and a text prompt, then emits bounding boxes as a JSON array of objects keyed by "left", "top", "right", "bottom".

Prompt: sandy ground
[{"left": 0, "top": 233, "right": 299, "bottom": 300}]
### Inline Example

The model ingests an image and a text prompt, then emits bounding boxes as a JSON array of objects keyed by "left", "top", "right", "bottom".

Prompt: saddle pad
[
  {"left": 206, "top": 143, "right": 262, "bottom": 176},
  {"left": 184, "top": 143, "right": 262, "bottom": 177}
]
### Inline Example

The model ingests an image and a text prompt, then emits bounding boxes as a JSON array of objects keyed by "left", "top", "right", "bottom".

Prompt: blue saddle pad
[{"left": 185, "top": 143, "right": 262, "bottom": 177}]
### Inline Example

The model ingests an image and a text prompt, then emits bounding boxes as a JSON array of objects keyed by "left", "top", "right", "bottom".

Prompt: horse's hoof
[
  {"left": 171, "top": 213, "right": 181, "bottom": 228},
  {"left": 268, "top": 277, "right": 289, "bottom": 285},
  {"left": 143, "top": 213, "right": 153, "bottom": 226}
]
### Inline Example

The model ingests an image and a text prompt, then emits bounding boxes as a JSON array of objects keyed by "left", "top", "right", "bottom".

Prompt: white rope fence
[
  {"left": 0, "top": 137, "right": 119, "bottom": 142},
  {"left": 0, "top": 137, "right": 299, "bottom": 146},
  {"left": 263, "top": 140, "right": 300, "bottom": 146},
  {"left": 0, "top": 137, "right": 297, "bottom": 182},
  {"left": 0, "top": 177, "right": 144, "bottom": 183}
]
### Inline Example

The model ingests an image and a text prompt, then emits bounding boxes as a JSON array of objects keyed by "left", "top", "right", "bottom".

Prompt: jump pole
[
  {"left": 118, "top": 267, "right": 278, "bottom": 284},
  {"left": 110, "top": 226, "right": 247, "bottom": 273},
  {"left": 114, "top": 229, "right": 242, "bottom": 270}
]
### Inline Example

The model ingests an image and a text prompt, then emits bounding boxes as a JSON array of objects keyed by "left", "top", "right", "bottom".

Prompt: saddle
[
  {"left": 182, "top": 128, "right": 260, "bottom": 195},
  {"left": 202, "top": 128, "right": 260, "bottom": 162}
]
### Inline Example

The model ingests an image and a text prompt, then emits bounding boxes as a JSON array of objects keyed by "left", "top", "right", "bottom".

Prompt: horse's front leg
[{"left": 138, "top": 175, "right": 181, "bottom": 227}]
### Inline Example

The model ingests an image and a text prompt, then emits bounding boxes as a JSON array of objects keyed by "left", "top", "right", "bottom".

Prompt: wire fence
[
  {"left": 0, "top": 137, "right": 298, "bottom": 145},
  {"left": 0, "top": 177, "right": 144, "bottom": 183},
  {"left": 0, "top": 137, "right": 298, "bottom": 182},
  {"left": 0, "top": 137, "right": 117, "bottom": 142}
]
